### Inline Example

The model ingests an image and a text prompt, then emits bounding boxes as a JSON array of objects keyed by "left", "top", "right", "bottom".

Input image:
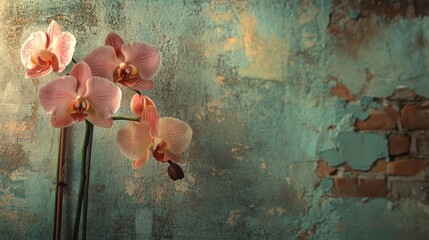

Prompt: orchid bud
[{"left": 168, "top": 163, "right": 184, "bottom": 181}]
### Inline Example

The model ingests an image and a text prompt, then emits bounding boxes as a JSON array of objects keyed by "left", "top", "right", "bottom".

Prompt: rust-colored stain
[
  {"left": 224, "top": 37, "right": 241, "bottom": 51},
  {"left": 327, "top": 15, "right": 380, "bottom": 58},
  {"left": 298, "top": 226, "right": 317, "bottom": 240},
  {"left": 238, "top": 12, "right": 288, "bottom": 80},
  {"left": 0, "top": 143, "right": 29, "bottom": 175},
  {"left": 327, "top": 0, "right": 429, "bottom": 58},
  {"left": 328, "top": 76, "right": 356, "bottom": 101},
  {"left": 330, "top": 83, "right": 356, "bottom": 101}
]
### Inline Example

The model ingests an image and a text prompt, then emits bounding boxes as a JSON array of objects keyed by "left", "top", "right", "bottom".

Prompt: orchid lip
[
  {"left": 115, "top": 63, "right": 138, "bottom": 82},
  {"left": 68, "top": 96, "right": 90, "bottom": 121},
  {"left": 30, "top": 50, "right": 53, "bottom": 66},
  {"left": 70, "top": 113, "right": 88, "bottom": 122}
]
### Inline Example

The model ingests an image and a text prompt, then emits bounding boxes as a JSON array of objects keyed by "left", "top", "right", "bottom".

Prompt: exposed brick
[
  {"left": 401, "top": 104, "right": 429, "bottom": 130},
  {"left": 316, "top": 160, "right": 336, "bottom": 178},
  {"left": 388, "top": 159, "right": 429, "bottom": 176},
  {"left": 387, "top": 86, "right": 417, "bottom": 101},
  {"left": 332, "top": 176, "right": 358, "bottom": 198},
  {"left": 369, "top": 159, "right": 387, "bottom": 173},
  {"left": 341, "top": 163, "right": 353, "bottom": 172},
  {"left": 357, "top": 176, "right": 388, "bottom": 198},
  {"left": 330, "top": 83, "right": 356, "bottom": 101},
  {"left": 416, "top": 133, "right": 429, "bottom": 158},
  {"left": 355, "top": 106, "right": 398, "bottom": 130},
  {"left": 343, "top": 159, "right": 387, "bottom": 173},
  {"left": 388, "top": 177, "right": 429, "bottom": 202},
  {"left": 388, "top": 134, "right": 410, "bottom": 156},
  {"left": 327, "top": 25, "right": 342, "bottom": 35}
]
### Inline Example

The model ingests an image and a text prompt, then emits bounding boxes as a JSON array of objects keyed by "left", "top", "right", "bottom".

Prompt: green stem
[
  {"left": 112, "top": 116, "right": 140, "bottom": 122},
  {"left": 127, "top": 87, "right": 141, "bottom": 96},
  {"left": 53, "top": 129, "right": 61, "bottom": 240},
  {"left": 53, "top": 132, "right": 60, "bottom": 240},
  {"left": 53, "top": 127, "right": 67, "bottom": 240},
  {"left": 73, "top": 120, "right": 93, "bottom": 240},
  {"left": 82, "top": 123, "right": 94, "bottom": 240}
]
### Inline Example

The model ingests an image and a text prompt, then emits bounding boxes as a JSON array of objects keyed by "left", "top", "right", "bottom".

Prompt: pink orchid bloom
[
  {"left": 130, "top": 94, "right": 159, "bottom": 136},
  {"left": 117, "top": 95, "right": 192, "bottom": 169},
  {"left": 21, "top": 20, "right": 76, "bottom": 79},
  {"left": 84, "top": 32, "right": 161, "bottom": 91},
  {"left": 38, "top": 62, "right": 122, "bottom": 128}
]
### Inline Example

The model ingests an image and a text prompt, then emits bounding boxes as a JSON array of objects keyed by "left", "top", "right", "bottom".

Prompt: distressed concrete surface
[{"left": 1, "top": 0, "right": 429, "bottom": 239}]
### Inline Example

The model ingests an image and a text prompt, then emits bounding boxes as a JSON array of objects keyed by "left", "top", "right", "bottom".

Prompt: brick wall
[{"left": 320, "top": 87, "right": 429, "bottom": 201}]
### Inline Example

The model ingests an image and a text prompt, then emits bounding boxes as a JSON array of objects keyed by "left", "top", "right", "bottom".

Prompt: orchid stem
[
  {"left": 82, "top": 121, "right": 94, "bottom": 240},
  {"left": 53, "top": 127, "right": 67, "bottom": 240},
  {"left": 73, "top": 120, "right": 93, "bottom": 240},
  {"left": 124, "top": 86, "right": 141, "bottom": 95},
  {"left": 112, "top": 116, "right": 140, "bottom": 122}
]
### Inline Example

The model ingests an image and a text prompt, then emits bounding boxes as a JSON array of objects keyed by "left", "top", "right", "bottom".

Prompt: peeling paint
[
  {"left": 1, "top": 0, "right": 429, "bottom": 238},
  {"left": 337, "top": 132, "right": 388, "bottom": 170}
]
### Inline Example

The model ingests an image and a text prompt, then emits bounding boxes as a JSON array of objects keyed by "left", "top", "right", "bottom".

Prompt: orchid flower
[
  {"left": 21, "top": 20, "right": 76, "bottom": 79},
  {"left": 117, "top": 94, "right": 192, "bottom": 169},
  {"left": 83, "top": 32, "right": 161, "bottom": 91},
  {"left": 38, "top": 62, "right": 122, "bottom": 128}
]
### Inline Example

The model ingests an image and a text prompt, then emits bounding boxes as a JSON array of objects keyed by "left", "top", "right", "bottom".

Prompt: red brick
[
  {"left": 342, "top": 163, "right": 353, "bottom": 172},
  {"left": 401, "top": 104, "right": 429, "bottom": 130},
  {"left": 343, "top": 159, "right": 387, "bottom": 173},
  {"left": 316, "top": 160, "right": 336, "bottom": 178},
  {"left": 356, "top": 106, "right": 398, "bottom": 130},
  {"left": 416, "top": 133, "right": 429, "bottom": 158},
  {"left": 332, "top": 176, "right": 358, "bottom": 198},
  {"left": 357, "top": 176, "right": 388, "bottom": 198},
  {"left": 387, "top": 87, "right": 417, "bottom": 101},
  {"left": 369, "top": 159, "right": 387, "bottom": 173},
  {"left": 388, "top": 159, "right": 429, "bottom": 176},
  {"left": 330, "top": 83, "right": 356, "bottom": 101},
  {"left": 388, "top": 134, "right": 410, "bottom": 156}
]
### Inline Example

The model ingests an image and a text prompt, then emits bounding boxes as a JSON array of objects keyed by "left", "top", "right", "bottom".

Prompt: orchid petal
[
  {"left": 163, "top": 151, "right": 182, "bottom": 163},
  {"left": 46, "top": 20, "right": 62, "bottom": 48},
  {"left": 25, "top": 65, "right": 52, "bottom": 79},
  {"left": 129, "top": 79, "right": 154, "bottom": 91},
  {"left": 132, "top": 149, "right": 150, "bottom": 169},
  {"left": 51, "top": 53, "right": 60, "bottom": 72},
  {"left": 118, "top": 75, "right": 154, "bottom": 91},
  {"left": 117, "top": 122, "right": 152, "bottom": 161},
  {"left": 70, "top": 62, "right": 92, "bottom": 96},
  {"left": 105, "top": 32, "right": 125, "bottom": 60},
  {"left": 49, "top": 31, "right": 76, "bottom": 72},
  {"left": 38, "top": 76, "right": 77, "bottom": 118},
  {"left": 130, "top": 94, "right": 144, "bottom": 116},
  {"left": 50, "top": 115, "right": 75, "bottom": 128},
  {"left": 122, "top": 42, "right": 161, "bottom": 80},
  {"left": 86, "top": 113, "right": 113, "bottom": 128},
  {"left": 157, "top": 117, "right": 192, "bottom": 155},
  {"left": 84, "top": 46, "right": 120, "bottom": 82},
  {"left": 130, "top": 94, "right": 156, "bottom": 116},
  {"left": 21, "top": 31, "right": 48, "bottom": 67},
  {"left": 142, "top": 105, "right": 159, "bottom": 137},
  {"left": 85, "top": 76, "right": 122, "bottom": 120}
]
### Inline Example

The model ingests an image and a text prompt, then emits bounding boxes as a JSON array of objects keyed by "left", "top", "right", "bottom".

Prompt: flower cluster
[{"left": 21, "top": 20, "right": 192, "bottom": 176}]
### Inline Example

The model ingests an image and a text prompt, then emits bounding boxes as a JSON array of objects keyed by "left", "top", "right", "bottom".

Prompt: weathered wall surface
[{"left": 1, "top": 0, "right": 429, "bottom": 239}]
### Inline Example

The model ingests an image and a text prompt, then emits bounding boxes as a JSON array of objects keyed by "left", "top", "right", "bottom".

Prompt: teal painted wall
[{"left": 1, "top": 0, "right": 429, "bottom": 239}]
